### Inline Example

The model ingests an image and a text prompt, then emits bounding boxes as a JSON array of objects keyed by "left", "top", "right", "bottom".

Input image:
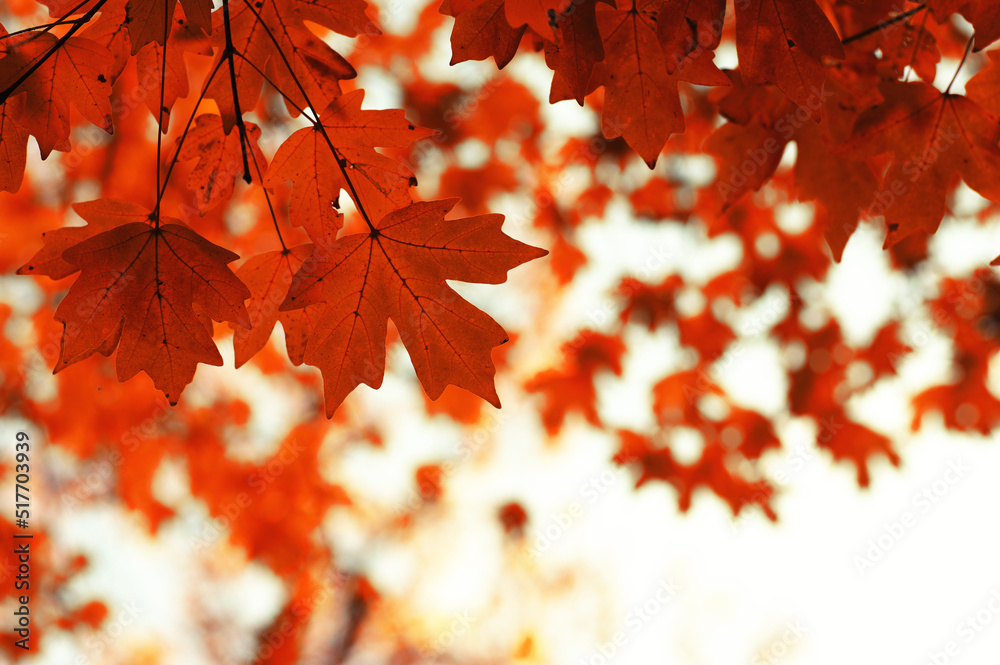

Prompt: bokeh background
[{"left": 1, "top": 1, "right": 1000, "bottom": 664}]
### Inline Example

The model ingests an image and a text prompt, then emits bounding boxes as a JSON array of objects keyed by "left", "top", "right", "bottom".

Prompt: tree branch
[
  {"left": 222, "top": 0, "right": 253, "bottom": 185},
  {"left": 842, "top": 4, "right": 927, "bottom": 45},
  {"left": 0, "top": 0, "right": 109, "bottom": 105}
]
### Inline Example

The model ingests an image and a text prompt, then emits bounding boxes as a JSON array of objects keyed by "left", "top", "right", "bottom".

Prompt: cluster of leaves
[
  {"left": 3, "top": 0, "right": 545, "bottom": 416},
  {"left": 442, "top": 0, "right": 1000, "bottom": 515},
  {"left": 450, "top": 0, "right": 1000, "bottom": 256}
]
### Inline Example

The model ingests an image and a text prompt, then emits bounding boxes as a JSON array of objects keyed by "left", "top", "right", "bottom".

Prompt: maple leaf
[
  {"left": 593, "top": 1, "right": 683, "bottom": 167},
  {"left": 543, "top": 0, "right": 603, "bottom": 104},
  {"left": 734, "top": 0, "right": 844, "bottom": 118},
  {"left": 230, "top": 244, "right": 317, "bottom": 368},
  {"left": 504, "top": 0, "right": 569, "bottom": 41},
  {"left": 443, "top": 0, "right": 526, "bottom": 69},
  {"left": 924, "top": 0, "right": 967, "bottom": 20},
  {"left": 125, "top": 0, "right": 212, "bottom": 54},
  {"left": 794, "top": 121, "right": 879, "bottom": 261},
  {"left": 265, "top": 89, "right": 432, "bottom": 238},
  {"left": 618, "top": 275, "right": 684, "bottom": 330},
  {"left": 280, "top": 199, "right": 546, "bottom": 416},
  {"left": 965, "top": 49, "right": 1000, "bottom": 115},
  {"left": 911, "top": 358, "right": 1000, "bottom": 435},
  {"left": 967, "top": 1, "right": 1000, "bottom": 51},
  {"left": 704, "top": 117, "right": 788, "bottom": 210},
  {"left": 186, "top": 422, "right": 351, "bottom": 573},
  {"left": 18, "top": 199, "right": 250, "bottom": 404},
  {"left": 855, "top": 321, "right": 912, "bottom": 384},
  {"left": 653, "top": 370, "right": 722, "bottom": 426},
  {"left": 178, "top": 114, "right": 266, "bottom": 211},
  {"left": 677, "top": 310, "right": 736, "bottom": 363},
  {"left": 0, "top": 97, "right": 28, "bottom": 193},
  {"left": 842, "top": 81, "right": 1000, "bottom": 245},
  {"left": 656, "top": 0, "right": 728, "bottom": 85},
  {"left": 0, "top": 31, "right": 114, "bottom": 158},
  {"left": 873, "top": 19, "right": 939, "bottom": 83},
  {"left": 134, "top": 6, "right": 211, "bottom": 129},
  {"left": 78, "top": 0, "right": 133, "bottom": 78},
  {"left": 7, "top": 0, "right": 1000, "bottom": 559},
  {"left": 614, "top": 431, "right": 777, "bottom": 519},
  {"left": 525, "top": 330, "right": 625, "bottom": 434},
  {"left": 439, "top": 161, "right": 519, "bottom": 213},
  {"left": 723, "top": 407, "right": 781, "bottom": 460},
  {"left": 205, "top": 0, "right": 375, "bottom": 132},
  {"left": 822, "top": 421, "right": 899, "bottom": 487}
]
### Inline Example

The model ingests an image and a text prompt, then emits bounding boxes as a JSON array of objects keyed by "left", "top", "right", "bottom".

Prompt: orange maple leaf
[
  {"left": 265, "top": 89, "right": 432, "bottom": 239},
  {"left": 178, "top": 114, "right": 266, "bottom": 211},
  {"left": 18, "top": 199, "right": 250, "bottom": 403},
  {"left": 593, "top": 1, "right": 683, "bottom": 167},
  {"left": 0, "top": 31, "right": 113, "bottom": 158},
  {"left": 280, "top": 199, "right": 546, "bottom": 416},
  {"left": 231, "top": 244, "right": 317, "bottom": 368}
]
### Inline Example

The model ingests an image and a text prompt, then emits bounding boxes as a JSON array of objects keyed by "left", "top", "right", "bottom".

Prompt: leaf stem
[
  {"left": 246, "top": 133, "right": 286, "bottom": 251},
  {"left": 944, "top": 35, "right": 974, "bottom": 95},
  {"left": 0, "top": 19, "right": 82, "bottom": 42},
  {"left": 235, "top": 0, "right": 378, "bottom": 232},
  {"left": 221, "top": 0, "right": 253, "bottom": 185},
  {"left": 232, "top": 50, "right": 308, "bottom": 117},
  {"left": 153, "top": 3, "right": 171, "bottom": 228},
  {"left": 154, "top": 54, "right": 227, "bottom": 213}
]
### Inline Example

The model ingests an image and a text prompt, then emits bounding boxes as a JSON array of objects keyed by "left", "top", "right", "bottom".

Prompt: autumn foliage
[{"left": 1, "top": 0, "right": 1000, "bottom": 660}]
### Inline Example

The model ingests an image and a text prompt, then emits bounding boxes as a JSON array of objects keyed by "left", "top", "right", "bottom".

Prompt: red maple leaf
[
  {"left": 735, "top": 0, "right": 844, "bottom": 117},
  {"left": 442, "top": 0, "right": 526, "bottom": 69},
  {"left": 842, "top": 81, "right": 1000, "bottom": 246},
  {"left": 0, "top": 96, "right": 28, "bottom": 193},
  {"left": 124, "top": 0, "right": 211, "bottom": 53},
  {"left": 543, "top": 0, "right": 603, "bottom": 104},
  {"left": 204, "top": 0, "right": 374, "bottom": 132},
  {"left": 504, "top": 0, "right": 569, "bottom": 40},
  {"left": 526, "top": 330, "right": 625, "bottom": 434}
]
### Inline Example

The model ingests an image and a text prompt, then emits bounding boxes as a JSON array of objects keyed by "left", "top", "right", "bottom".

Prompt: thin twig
[
  {"left": 0, "top": 0, "right": 109, "bottom": 105},
  {"left": 944, "top": 35, "right": 975, "bottom": 95},
  {"left": 153, "top": 55, "right": 227, "bottom": 212},
  {"left": 842, "top": 4, "right": 927, "bottom": 45},
  {"left": 236, "top": 0, "right": 377, "bottom": 231},
  {"left": 153, "top": 8, "right": 171, "bottom": 227}
]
